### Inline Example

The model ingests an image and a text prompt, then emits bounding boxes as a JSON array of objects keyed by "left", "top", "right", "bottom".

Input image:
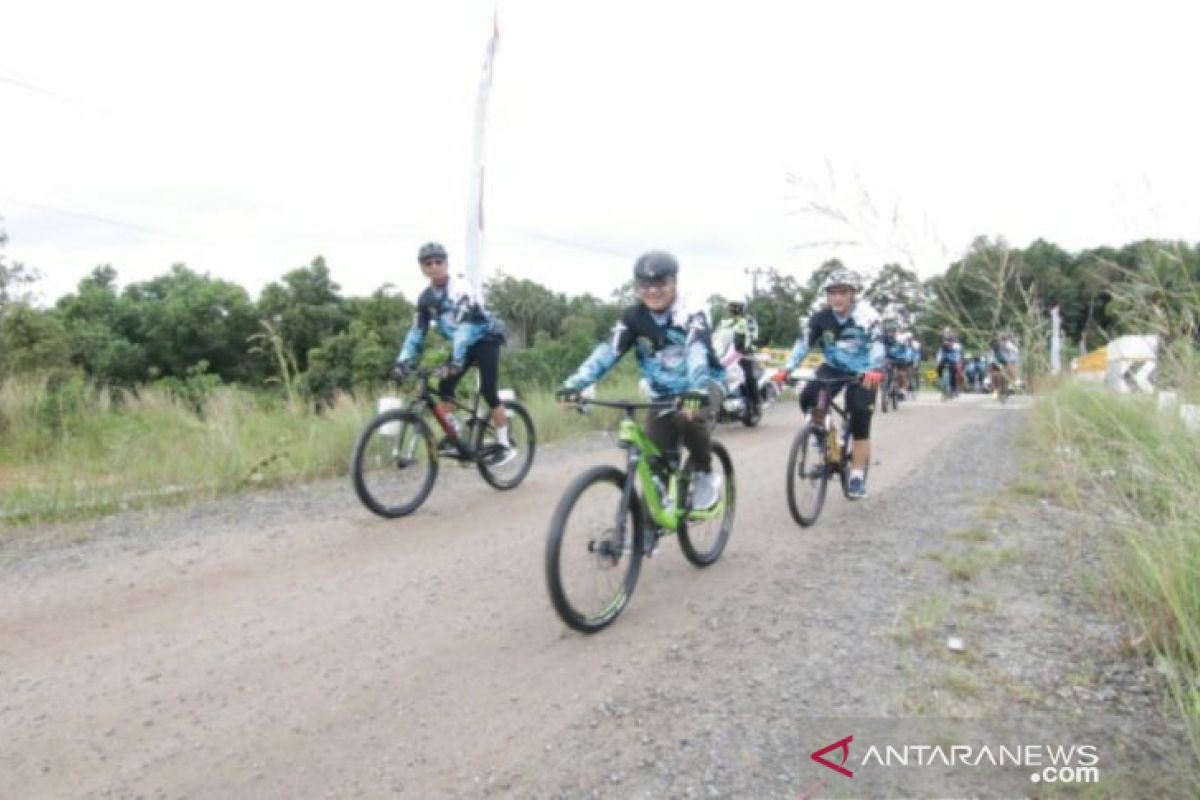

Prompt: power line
[
  {"left": 0, "top": 197, "right": 171, "bottom": 238},
  {"left": 0, "top": 72, "right": 73, "bottom": 103}
]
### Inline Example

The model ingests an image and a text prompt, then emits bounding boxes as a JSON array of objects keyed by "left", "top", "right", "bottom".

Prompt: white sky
[{"left": 3, "top": 0, "right": 1198, "bottom": 306}]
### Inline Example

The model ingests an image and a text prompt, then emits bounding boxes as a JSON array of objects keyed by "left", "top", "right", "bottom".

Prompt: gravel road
[{"left": 1, "top": 393, "right": 1189, "bottom": 798}]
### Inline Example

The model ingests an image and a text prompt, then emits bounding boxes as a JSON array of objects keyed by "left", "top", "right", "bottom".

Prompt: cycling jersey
[
  {"left": 937, "top": 341, "right": 963, "bottom": 365},
  {"left": 562, "top": 297, "right": 724, "bottom": 399},
  {"left": 398, "top": 275, "right": 504, "bottom": 364},
  {"left": 991, "top": 340, "right": 1019, "bottom": 366},
  {"left": 783, "top": 304, "right": 884, "bottom": 376},
  {"left": 719, "top": 316, "right": 752, "bottom": 353},
  {"left": 883, "top": 333, "right": 913, "bottom": 364}
]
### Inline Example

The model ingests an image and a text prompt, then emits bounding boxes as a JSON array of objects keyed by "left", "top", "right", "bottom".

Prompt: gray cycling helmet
[
  {"left": 633, "top": 250, "right": 679, "bottom": 283},
  {"left": 417, "top": 242, "right": 448, "bottom": 263},
  {"left": 821, "top": 268, "right": 864, "bottom": 293}
]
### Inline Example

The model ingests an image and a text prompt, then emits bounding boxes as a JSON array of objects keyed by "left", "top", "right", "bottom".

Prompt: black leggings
[
  {"left": 799, "top": 373, "right": 874, "bottom": 441},
  {"left": 644, "top": 383, "right": 721, "bottom": 472},
  {"left": 937, "top": 361, "right": 959, "bottom": 393},
  {"left": 739, "top": 357, "right": 760, "bottom": 406},
  {"left": 438, "top": 339, "right": 503, "bottom": 409}
]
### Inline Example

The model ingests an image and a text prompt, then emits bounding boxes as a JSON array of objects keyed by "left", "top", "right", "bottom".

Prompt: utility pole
[{"left": 744, "top": 266, "right": 773, "bottom": 298}]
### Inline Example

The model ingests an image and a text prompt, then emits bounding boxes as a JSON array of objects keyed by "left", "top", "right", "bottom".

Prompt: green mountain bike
[{"left": 545, "top": 398, "right": 736, "bottom": 633}]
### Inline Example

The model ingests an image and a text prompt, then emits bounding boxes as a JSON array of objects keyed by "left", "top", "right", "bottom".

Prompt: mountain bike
[
  {"left": 545, "top": 397, "right": 736, "bottom": 633},
  {"left": 990, "top": 363, "right": 1009, "bottom": 403},
  {"left": 879, "top": 360, "right": 901, "bottom": 413},
  {"left": 937, "top": 363, "right": 957, "bottom": 401},
  {"left": 351, "top": 367, "right": 535, "bottom": 518},
  {"left": 785, "top": 378, "right": 870, "bottom": 527}
]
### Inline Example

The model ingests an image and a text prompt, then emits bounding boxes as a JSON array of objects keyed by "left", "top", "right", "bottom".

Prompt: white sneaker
[{"left": 691, "top": 470, "right": 723, "bottom": 511}]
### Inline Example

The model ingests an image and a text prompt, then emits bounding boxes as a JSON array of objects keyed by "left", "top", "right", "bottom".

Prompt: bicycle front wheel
[
  {"left": 545, "top": 466, "right": 643, "bottom": 634},
  {"left": 679, "top": 441, "right": 736, "bottom": 566},
  {"left": 351, "top": 410, "right": 438, "bottom": 518},
  {"left": 786, "top": 423, "right": 829, "bottom": 527},
  {"left": 476, "top": 400, "right": 537, "bottom": 490}
]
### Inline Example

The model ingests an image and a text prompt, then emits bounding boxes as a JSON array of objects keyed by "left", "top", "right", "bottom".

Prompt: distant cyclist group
[{"left": 350, "top": 242, "right": 1019, "bottom": 630}]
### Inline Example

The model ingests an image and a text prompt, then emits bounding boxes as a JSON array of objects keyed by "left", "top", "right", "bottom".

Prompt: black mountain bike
[
  {"left": 785, "top": 378, "right": 869, "bottom": 527},
  {"left": 351, "top": 367, "right": 535, "bottom": 518},
  {"left": 879, "top": 360, "right": 901, "bottom": 414},
  {"left": 546, "top": 398, "right": 735, "bottom": 633}
]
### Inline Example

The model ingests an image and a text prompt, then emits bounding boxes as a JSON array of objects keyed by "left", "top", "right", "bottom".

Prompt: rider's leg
[
  {"left": 471, "top": 340, "right": 509, "bottom": 442},
  {"left": 740, "top": 357, "right": 760, "bottom": 410},
  {"left": 846, "top": 382, "right": 874, "bottom": 470},
  {"left": 799, "top": 377, "right": 824, "bottom": 426}
]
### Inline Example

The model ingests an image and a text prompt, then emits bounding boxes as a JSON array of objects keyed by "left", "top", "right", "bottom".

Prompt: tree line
[{"left": 2, "top": 226, "right": 1196, "bottom": 404}]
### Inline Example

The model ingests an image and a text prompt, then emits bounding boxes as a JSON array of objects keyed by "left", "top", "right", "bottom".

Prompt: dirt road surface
[{"left": 1, "top": 393, "right": 1189, "bottom": 798}]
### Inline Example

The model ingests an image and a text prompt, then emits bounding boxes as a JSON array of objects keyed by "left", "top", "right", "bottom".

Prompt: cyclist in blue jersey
[
  {"left": 390, "top": 242, "right": 514, "bottom": 465},
  {"left": 936, "top": 327, "right": 964, "bottom": 397},
  {"left": 555, "top": 251, "right": 726, "bottom": 510},
  {"left": 773, "top": 270, "right": 884, "bottom": 499},
  {"left": 882, "top": 318, "right": 914, "bottom": 398}
]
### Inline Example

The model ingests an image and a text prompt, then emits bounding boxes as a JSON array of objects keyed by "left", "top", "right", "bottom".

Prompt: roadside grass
[
  {"left": 1031, "top": 377, "right": 1200, "bottom": 767},
  {"left": 0, "top": 370, "right": 644, "bottom": 527}
]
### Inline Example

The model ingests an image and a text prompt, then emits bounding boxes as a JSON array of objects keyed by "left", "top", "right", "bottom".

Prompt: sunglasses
[
  {"left": 420, "top": 258, "right": 446, "bottom": 267},
  {"left": 825, "top": 286, "right": 854, "bottom": 295},
  {"left": 636, "top": 276, "right": 672, "bottom": 290}
]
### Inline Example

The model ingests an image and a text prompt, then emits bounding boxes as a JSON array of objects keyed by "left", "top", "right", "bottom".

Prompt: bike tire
[
  {"left": 678, "top": 441, "right": 736, "bottom": 566},
  {"left": 786, "top": 423, "right": 829, "bottom": 527},
  {"left": 351, "top": 410, "right": 439, "bottom": 518},
  {"left": 476, "top": 400, "right": 537, "bottom": 490},
  {"left": 545, "top": 466, "right": 643, "bottom": 634}
]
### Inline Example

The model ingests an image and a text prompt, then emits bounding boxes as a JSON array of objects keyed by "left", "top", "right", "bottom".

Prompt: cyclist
[
  {"left": 936, "top": 327, "right": 963, "bottom": 397},
  {"left": 989, "top": 331, "right": 1020, "bottom": 395},
  {"left": 964, "top": 353, "right": 986, "bottom": 392},
  {"left": 390, "top": 242, "right": 514, "bottom": 465},
  {"left": 555, "top": 251, "right": 725, "bottom": 510},
  {"left": 908, "top": 339, "right": 923, "bottom": 391},
  {"left": 881, "top": 318, "right": 913, "bottom": 399},
  {"left": 718, "top": 300, "right": 761, "bottom": 418},
  {"left": 773, "top": 269, "right": 883, "bottom": 499}
]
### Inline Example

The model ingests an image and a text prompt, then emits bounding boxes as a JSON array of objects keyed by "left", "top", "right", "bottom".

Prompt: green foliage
[
  {"left": 257, "top": 256, "right": 349, "bottom": 373},
  {"left": 123, "top": 264, "right": 260, "bottom": 382},
  {"left": 0, "top": 305, "right": 72, "bottom": 376}
]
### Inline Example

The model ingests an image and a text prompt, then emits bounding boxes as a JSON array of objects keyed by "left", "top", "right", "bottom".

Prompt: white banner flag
[{"left": 464, "top": 6, "right": 499, "bottom": 308}]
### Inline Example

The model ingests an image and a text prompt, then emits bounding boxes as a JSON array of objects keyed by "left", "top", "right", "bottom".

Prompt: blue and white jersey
[
  {"left": 884, "top": 332, "right": 913, "bottom": 363},
  {"left": 938, "top": 340, "right": 964, "bottom": 365},
  {"left": 783, "top": 303, "right": 885, "bottom": 376},
  {"left": 562, "top": 296, "right": 724, "bottom": 400},
  {"left": 397, "top": 274, "right": 503, "bottom": 364}
]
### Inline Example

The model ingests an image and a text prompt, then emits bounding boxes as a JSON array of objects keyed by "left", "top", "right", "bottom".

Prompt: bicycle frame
[{"left": 400, "top": 369, "right": 490, "bottom": 455}]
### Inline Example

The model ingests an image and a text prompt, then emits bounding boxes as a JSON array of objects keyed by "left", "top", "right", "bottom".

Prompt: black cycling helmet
[
  {"left": 417, "top": 242, "right": 448, "bottom": 263},
  {"left": 633, "top": 250, "right": 679, "bottom": 283},
  {"left": 728, "top": 300, "right": 746, "bottom": 315}
]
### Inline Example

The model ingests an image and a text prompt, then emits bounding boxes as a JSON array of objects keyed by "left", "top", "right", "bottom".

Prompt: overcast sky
[{"left": 3, "top": 0, "right": 1198, "bottom": 306}]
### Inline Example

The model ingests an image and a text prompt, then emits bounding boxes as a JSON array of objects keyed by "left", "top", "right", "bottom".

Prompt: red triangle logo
[{"left": 811, "top": 735, "right": 854, "bottom": 778}]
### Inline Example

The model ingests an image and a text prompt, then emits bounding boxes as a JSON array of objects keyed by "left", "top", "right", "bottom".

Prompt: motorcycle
[{"left": 711, "top": 328, "right": 763, "bottom": 427}]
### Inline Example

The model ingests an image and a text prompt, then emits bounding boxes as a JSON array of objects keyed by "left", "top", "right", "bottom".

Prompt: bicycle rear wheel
[
  {"left": 678, "top": 441, "right": 735, "bottom": 566},
  {"left": 475, "top": 400, "right": 537, "bottom": 489},
  {"left": 786, "top": 423, "right": 830, "bottom": 527},
  {"left": 351, "top": 410, "right": 438, "bottom": 518},
  {"left": 545, "top": 466, "right": 643, "bottom": 633}
]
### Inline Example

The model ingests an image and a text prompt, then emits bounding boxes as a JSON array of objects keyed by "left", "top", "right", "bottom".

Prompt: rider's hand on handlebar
[
  {"left": 555, "top": 386, "right": 581, "bottom": 409},
  {"left": 861, "top": 369, "right": 883, "bottom": 389},
  {"left": 772, "top": 369, "right": 790, "bottom": 383},
  {"left": 678, "top": 390, "right": 708, "bottom": 420},
  {"left": 387, "top": 361, "right": 413, "bottom": 381}
]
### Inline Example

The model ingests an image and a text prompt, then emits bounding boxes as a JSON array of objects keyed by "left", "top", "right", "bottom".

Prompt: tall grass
[
  {"left": 1032, "top": 360, "right": 1200, "bottom": 766},
  {"left": 0, "top": 369, "right": 645, "bottom": 526}
]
